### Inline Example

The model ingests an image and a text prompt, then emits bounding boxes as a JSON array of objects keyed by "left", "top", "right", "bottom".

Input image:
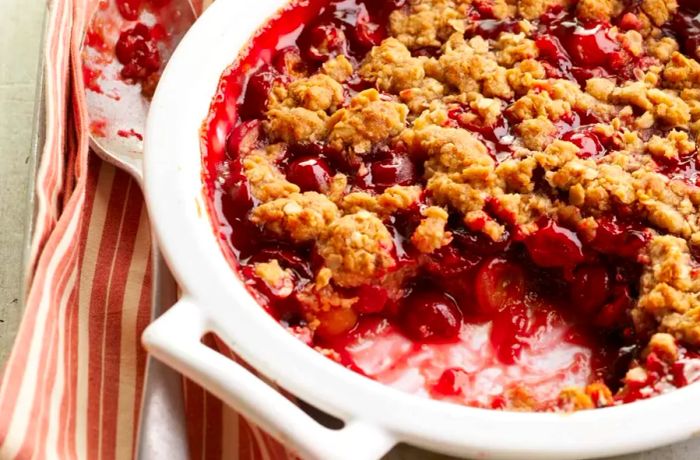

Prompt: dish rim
[{"left": 143, "top": 0, "right": 700, "bottom": 457}]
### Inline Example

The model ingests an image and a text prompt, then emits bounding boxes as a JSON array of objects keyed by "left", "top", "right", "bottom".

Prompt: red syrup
[
  {"left": 201, "top": 0, "right": 699, "bottom": 409},
  {"left": 535, "top": 7, "right": 650, "bottom": 84}
]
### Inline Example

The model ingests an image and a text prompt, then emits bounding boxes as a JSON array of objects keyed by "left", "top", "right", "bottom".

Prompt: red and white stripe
[{"left": 1, "top": 0, "right": 296, "bottom": 458}]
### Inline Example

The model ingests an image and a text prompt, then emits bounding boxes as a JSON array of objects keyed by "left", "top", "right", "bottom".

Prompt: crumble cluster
[{"left": 235, "top": 0, "right": 700, "bottom": 406}]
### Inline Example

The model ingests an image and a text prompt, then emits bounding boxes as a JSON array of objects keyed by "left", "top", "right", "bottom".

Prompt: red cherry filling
[
  {"left": 453, "top": 226, "right": 511, "bottom": 256},
  {"left": 655, "top": 151, "right": 700, "bottom": 185},
  {"left": 224, "top": 172, "right": 254, "bottom": 214},
  {"left": 489, "top": 302, "right": 533, "bottom": 364},
  {"left": 248, "top": 248, "right": 313, "bottom": 280},
  {"left": 475, "top": 257, "right": 525, "bottom": 314},
  {"left": 287, "top": 156, "right": 333, "bottom": 192},
  {"left": 570, "top": 265, "right": 611, "bottom": 315},
  {"left": 433, "top": 368, "right": 470, "bottom": 396},
  {"left": 561, "top": 127, "right": 607, "bottom": 159},
  {"left": 562, "top": 23, "right": 621, "bottom": 68},
  {"left": 595, "top": 285, "right": 632, "bottom": 329},
  {"left": 359, "top": 152, "right": 418, "bottom": 191},
  {"left": 226, "top": 120, "right": 262, "bottom": 158},
  {"left": 240, "top": 67, "right": 281, "bottom": 120},
  {"left": 400, "top": 291, "right": 462, "bottom": 342},
  {"left": 353, "top": 5, "right": 386, "bottom": 48},
  {"left": 590, "top": 216, "right": 650, "bottom": 259},
  {"left": 525, "top": 220, "right": 584, "bottom": 269},
  {"left": 298, "top": 20, "right": 348, "bottom": 62},
  {"left": 354, "top": 285, "right": 390, "bottom": 314},
  {"left": 670, "top": 6, "right": 700, "bottom": 60},
  {"left": 536, "top": 10, "right": 643, "bottom": 83},
  {"left": 115, "top": 23, "right": 162, "bottom": 81}
]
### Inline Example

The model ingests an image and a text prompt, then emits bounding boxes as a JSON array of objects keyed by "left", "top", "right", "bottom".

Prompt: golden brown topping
[
  {"left": 360, "top": 38, "right": 426, "bottom": 92},
  {"left": 251, "top": 192, "right": 340, "bottom": 242},
  {"left": 518, "top": 0, "right": 571, "bottom": 19},
  {"left": 317, "top": 211, "right": 396, "bottom": 287},
  {"left": 641, "top": 0, "right": 677, "bottom": 26},
  {"left": 243, "top": 153, "right": 300, "bottom": 202},
  {"left": 389, "top": 0, "right": 464, "bottom": 48},
  {"left": 576, "top": 0, "right": 621, "bottom": 22},
  {"left": 437, "top": 34, "right": 513, "bottom": 99},
  {"left": 322, "top": 54, "right": 354, "bottom": 82},
  {"left": 646, "top": 332, "right": 679, "bottom": 362},
  {"left": 635, "top": 236, "right": 700, "bottom": 346},
  {"left": 265, "top": 107, "right": 329, "bottom": 143},
  {"left": 411, "top": 206, "right": 452, "bottom": 253},
  {"left": 328, "top": 89, "right": 409, "bottom": 154}
]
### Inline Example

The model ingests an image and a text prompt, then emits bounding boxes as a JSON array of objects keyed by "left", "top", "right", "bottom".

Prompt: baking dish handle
[{"left": 142, "top": 297, "right": 397, "bottom": 460}]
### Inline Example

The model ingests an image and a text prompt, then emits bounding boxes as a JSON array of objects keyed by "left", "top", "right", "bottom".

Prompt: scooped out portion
[{"left": 202, "top": 0, "right": 700, "bottom": 411}]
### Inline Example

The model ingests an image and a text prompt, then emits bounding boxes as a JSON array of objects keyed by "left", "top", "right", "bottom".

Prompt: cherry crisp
[{"left": 201, "top": 0, "right": 700, "bottom": 411}]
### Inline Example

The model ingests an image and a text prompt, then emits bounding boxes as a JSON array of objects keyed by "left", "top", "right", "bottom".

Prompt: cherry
[
  {"left": 475, "top": 257, "right": 525, "bottom": 314},
  {"left": 400, "top": 291, "right": 462, "bottom": 342},
  {"left": 116, "top": 0, "right": 142, "bottom": 20},
  {"left": 424, "top": 245, "right": 481, "bottom": 277},
  {"left": 561, "top": 128, "right": 606, "bottom": 159},
  {"left": 226, "top": 120, "right": 262, "bottom": 159},
  {"left": 286, "top": 157, "right": 333, "bottom": 193},
  {"left": 525, "top": 220, "right": 584, "bottom": 269},
  {"left": 364, "top": 154, "right": 417, "bottom": 191},
  {"left": 671, "top": 9, "right": 700, "bottom": 60},
  {"left": 490, "top": 302, "right": 531, "bottom": 364},
  {"left": 570, "top": 66, "right": 610, "bottom": 84},
  {"left": 353, "top": 5, "right": 385, "bottom": 48},
  {"left": 353, "top": 285, "right": 389, "bottom": 314},
  {"left": 590, "top": 216, "right": 649, "bottom": 259},
  {"left": 115, "top": 24, "right": 161, "bottom": 81},
  {"left": 433, "top": 368, "right": 470, "bottom": 396},
  {"left": 297, "top": 20, "right": 347, "bottom": 62},
  {"left": 563, "top": 23, "right": 621, "bottom": 68},
  {"left": 424, "top": 245, "right": 480, "bottom": 301},
  {"left": 225, "top": 176, "right": 254, "bottom": 214},
  {"left": 594, "top": 285, "right": 631, "bottom": 329},
  {"left": 535, "top": 35, "right": 571, "bottom": 73},
  {"left": 569, "top": 265, "right": 611, "bottom": 315},
  {"left": 240, "top": 67, "right": 279, "bottom": 120},
  {"left": 453, "top": 226, "right": 511, "bottom": 256}
]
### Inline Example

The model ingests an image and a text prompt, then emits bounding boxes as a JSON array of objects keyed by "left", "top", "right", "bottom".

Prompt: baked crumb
[
  {"left": 328, "top": 89, "right": 409, "bottom": 154},
  {"left": 317, "top": 211, "right": 397, "bottom": 287}
]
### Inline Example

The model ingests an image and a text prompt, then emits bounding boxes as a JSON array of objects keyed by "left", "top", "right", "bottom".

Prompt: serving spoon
[{"left": 82, "top": 1, "right": 197, "bottom": 458}]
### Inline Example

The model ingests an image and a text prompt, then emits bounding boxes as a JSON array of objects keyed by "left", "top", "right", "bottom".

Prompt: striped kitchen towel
[{"left": 0, "top": 0, "right": 294, "bottom": 458}]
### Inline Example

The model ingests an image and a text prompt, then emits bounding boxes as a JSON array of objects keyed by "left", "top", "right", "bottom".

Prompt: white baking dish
[{"left": 142, "top": 0, "right": 700, "bottom": 458}]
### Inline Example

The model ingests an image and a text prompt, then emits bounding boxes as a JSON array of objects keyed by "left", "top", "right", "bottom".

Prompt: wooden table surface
[{"left": 1, "top": 1, "right": 700, "bottom": 459}]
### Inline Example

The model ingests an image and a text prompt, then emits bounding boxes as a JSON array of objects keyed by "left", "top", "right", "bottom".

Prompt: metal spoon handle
[{"left": 135, "top": 244, "right": 189, "bottom": 460}]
